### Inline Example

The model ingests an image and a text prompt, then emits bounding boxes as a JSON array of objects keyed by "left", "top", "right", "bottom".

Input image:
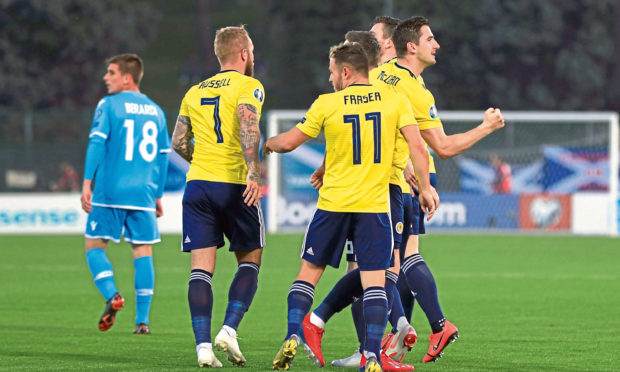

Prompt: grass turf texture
[{"left": 0, "top": 234, "right": 618, "bottom": 371}]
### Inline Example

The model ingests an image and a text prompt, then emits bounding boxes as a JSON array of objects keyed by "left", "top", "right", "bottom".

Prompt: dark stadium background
[{"left": 1, "top": 0, "right": 618, "bottom": 190}]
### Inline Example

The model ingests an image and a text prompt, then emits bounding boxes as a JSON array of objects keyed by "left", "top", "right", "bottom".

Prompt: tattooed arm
[
  {"left": 238, "top": 103, "right": 262, "bottom": 206},
  {"left": 172, "top": 115, "right": 194, "bottom": 163}
]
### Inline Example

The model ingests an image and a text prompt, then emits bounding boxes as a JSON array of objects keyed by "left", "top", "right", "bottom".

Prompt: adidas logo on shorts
[
  {"left": 306, "top": 247, "right": 314, "bottom": 255},
  {"left": 184, "top": 235, "right": 191, "bottom": 243}
]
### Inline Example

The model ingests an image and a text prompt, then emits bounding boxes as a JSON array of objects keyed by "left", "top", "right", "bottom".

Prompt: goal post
[{"left": 266, "top": 110, "right": 619, "bottom": 236}]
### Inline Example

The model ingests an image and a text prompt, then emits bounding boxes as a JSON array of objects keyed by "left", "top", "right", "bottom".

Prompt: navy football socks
[
  {"left": 402, "top": 253, "right": 445, "bottom": 332},
  {"left": 386, "top": 270, "right": 407, "bottom": 333},
  {"left": 188, "top": 269, "right": 214, "bottom": 345},
  {"left": 224, "top": 262, "right": 260, "bottom": 330},
  {"left": 396, "top": 272, "right": 415, "bottom": 323},
  {"left": 362, "top": 286, "right": 388, "bottom": 359},
  {"left": 286, "top": 280, "right": 315, "bottom": 339},
  {"left": 313, "top": 268, "right": 363, "bottom": 323},
  {"left": 351, "top": 297, "right": 365, "bottom": 352}
]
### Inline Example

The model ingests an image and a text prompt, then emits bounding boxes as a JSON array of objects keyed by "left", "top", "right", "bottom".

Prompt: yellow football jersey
[
  {"left": 370, "top": 61, "right": 439, "bottom": 178},
  {"left": 179, "top": 70, "right": 265, "bottom": 184},
  {"left": 296, "top": 84, "right": 416, "bottom": 213}
]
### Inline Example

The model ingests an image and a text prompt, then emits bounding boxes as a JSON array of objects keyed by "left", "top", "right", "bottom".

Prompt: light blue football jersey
[{"left": 85, "top": 91, "right": 170, "bottom": 211}]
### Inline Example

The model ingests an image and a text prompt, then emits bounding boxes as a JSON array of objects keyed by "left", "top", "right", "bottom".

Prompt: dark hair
[
  {"left": 345, "top": 31, "right": 381, "bottom": 67},
  {"left": 106, "top": 54, "right": 144, "bottom": 85},
  {"left": 371, "top": 16, "right": 400, "bottom": 39},
  {"left": 329, "top": 42, "right": 369, "bottom": 76},
  {"left": 392, "top": 16, "right": 430, "bottom": 58}
]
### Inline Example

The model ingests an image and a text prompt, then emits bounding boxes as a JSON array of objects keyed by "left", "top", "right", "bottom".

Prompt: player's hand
[
  {"left": 262, "top": 139, "right": 274, "bottom": 157},
  {"left": 80, "top": 181, "right": 92, "bottom": 213},
  {"left": 243, "top": 171, "right": 262, "bottom": 207},
  {"left": 155, "top": 198, "right": 164, "bottom": 217},
  {"left": 430, "top": 185, "right": 440, "bottom": 211},
  {"left": 418, "top": 187, "right": 439, "bottom": 221},
  {"left": 404, "top": 168, "right": 419, "bottom": 193},
  {"left": 482, "top": 107, "right": 505, "bottom": 132},
  {"left": 309, "top": 164, "right": 325, "bottom": 190}
]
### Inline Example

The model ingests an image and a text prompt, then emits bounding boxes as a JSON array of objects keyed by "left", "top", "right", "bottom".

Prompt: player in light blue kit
[{"left": 80, "top": 54, "right": 170, "bottom": 334}]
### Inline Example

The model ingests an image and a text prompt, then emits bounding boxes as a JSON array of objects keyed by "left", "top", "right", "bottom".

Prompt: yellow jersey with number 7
[{"left": 178, "top": 69, "right": 265, "bottom": 184}]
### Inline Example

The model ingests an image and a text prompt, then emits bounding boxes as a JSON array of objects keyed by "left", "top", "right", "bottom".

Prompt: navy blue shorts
[
  {"left": 408, "top": 173, "right": 438, "bottom": 236},
  {"left": 346, "top": 184, "right": 403, "bottom": 263},
  {"left": 181, "top": 180, "right": 265, "bottom": 252},
  {"left": 303, "top": 209, "right": 392, "bottom": 271},
  {"left": 400, "top": 174, "right": 436, "bottom": 262}
]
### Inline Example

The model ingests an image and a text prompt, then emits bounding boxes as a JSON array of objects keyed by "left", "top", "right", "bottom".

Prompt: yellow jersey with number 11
[{"left": 296, "top": 83, "right": 416, "bottom": 213}]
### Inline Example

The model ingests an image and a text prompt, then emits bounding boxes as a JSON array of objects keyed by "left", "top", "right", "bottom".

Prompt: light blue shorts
[{"left": 85, "top": 206, "right": 160, "bottom": 244}]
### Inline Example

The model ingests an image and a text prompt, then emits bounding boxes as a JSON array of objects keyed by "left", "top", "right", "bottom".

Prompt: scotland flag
[
  {"left": 458, "top": 157, "right": 543, "bottom": 194},
  {"left": 542, "top": 146, "right": 609, "bottom": 192}
]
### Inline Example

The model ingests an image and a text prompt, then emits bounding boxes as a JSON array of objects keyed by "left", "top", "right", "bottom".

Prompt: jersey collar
[{"left": 394, "top": 62, "right": 417, "bottom": 79}]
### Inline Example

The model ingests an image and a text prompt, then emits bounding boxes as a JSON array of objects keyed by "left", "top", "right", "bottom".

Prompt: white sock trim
[
  {"left": 196, "top": 342, "right": 212, "bottom": 352},
  {"left": 222, "top": 324, "right": 237, "bottom": 337},
  {"left": 397, "top": 317, "right": 409, "bottom": 332},
  {"left": 310, "top": 312, "right": 325, "bottom": 329}
]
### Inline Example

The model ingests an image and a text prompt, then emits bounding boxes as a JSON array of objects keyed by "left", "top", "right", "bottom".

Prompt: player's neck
[
  {"left": 119, "top": 85, "right": 140, "bottom": 94},
  {"left": 220, "top": 62, "right": 245, "bottom": 75},
  {"left": 380, "top": 51, "right": 396, "bottom": 64},
  {"left": 343, "top": 75, "right": 369, "bottom": 88},
  {"left": 396, "top": 55, "right": 425, "bottom": 76}
]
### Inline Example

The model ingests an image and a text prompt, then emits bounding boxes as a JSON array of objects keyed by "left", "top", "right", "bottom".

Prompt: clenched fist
[{"left": 482, "top": 107, "right": 505, "bottom": 132}]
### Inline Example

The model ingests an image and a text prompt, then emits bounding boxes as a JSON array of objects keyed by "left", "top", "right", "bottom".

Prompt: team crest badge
[
  {"left": 395, "top": 222, "right": 404, "bottom": 234},
  {"left": 429, "top": 105, "right": 438, "bottom": 119},
  {"left": 254, "top": 88, "right": 264, "bottom": 103}
]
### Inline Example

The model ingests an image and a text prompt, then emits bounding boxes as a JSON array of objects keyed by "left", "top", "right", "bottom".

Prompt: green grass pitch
[{"left": 1, "top": 233, "right": 618, "bottom": 371}]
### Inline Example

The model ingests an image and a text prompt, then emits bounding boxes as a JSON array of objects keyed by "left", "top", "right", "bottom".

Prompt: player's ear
[{"left": 407, "top": 41, "right": 417, "bottom": 54}]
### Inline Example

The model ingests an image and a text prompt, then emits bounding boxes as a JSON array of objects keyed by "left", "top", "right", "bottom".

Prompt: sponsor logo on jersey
[
  {"left": 253, "top": 88, "right": 264, "bottom": 103},
  {"left": 429, "top": 104, "right": 438, "bottom": 119}
]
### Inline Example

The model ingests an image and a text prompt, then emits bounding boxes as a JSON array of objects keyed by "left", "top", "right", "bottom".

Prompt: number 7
[{"left": 201, "top": 97, "right": 223, "bottom": 143}]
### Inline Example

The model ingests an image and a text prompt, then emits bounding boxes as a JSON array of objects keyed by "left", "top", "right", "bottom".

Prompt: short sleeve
[
  {"left": 295, "top": 97, "right": 324, "bottom": 138},
  {"left": 89, "top": 98, "right": 110, "bottom": 140},
  {"left": 237, "top": 78, "right": 265, "bottom": 115},
  {"left": 157, "top": 109, "right": 171, "bottom": 152},
  {"left": 178, "top": 89, "right": 192, "bottom": 117},
  {"left": 396, "top": 95, "right": 417, "bottom": 130}
]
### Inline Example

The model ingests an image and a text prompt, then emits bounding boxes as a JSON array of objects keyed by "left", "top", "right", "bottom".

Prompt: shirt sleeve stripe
[{"left": 89, "top": 131, "right": 108, "bottom": 139}]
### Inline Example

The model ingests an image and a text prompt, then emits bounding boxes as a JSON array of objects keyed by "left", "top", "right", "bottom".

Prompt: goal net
[{"left": 266, "top": 110, "right": 619, "bottom": 236}]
